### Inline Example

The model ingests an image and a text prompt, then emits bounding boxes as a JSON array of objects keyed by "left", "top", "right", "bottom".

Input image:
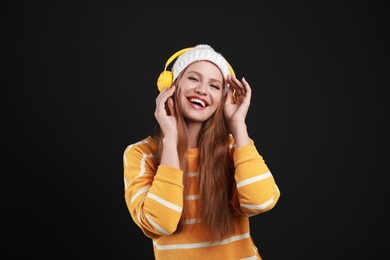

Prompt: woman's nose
[{"left": 194, "top": 84, "right": 207, "bottom": 95}]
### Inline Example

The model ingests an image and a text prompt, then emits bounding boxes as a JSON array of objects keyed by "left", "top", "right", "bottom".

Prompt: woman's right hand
[{"left": 154, "top": 85, "right": 178, "bottom": 137}]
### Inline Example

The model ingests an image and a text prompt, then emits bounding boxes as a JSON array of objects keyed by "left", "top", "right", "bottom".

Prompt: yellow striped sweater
[{"left": 123, "top": 135, "right": 280, "bottom": 259}]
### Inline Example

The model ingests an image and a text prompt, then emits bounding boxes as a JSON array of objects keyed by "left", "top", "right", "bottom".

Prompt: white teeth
[{"left": 189, "top": 98, "right": 205, "bottom": 107}]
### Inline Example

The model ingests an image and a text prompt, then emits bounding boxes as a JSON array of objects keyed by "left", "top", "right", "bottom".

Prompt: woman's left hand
[{"left": 224, "top": 75, "right": 252, "bottom": 126}]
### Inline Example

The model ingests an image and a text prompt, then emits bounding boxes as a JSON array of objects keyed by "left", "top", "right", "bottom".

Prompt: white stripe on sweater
[
  {"left": 188, "top": 172, "right": 198, "bottom": 177},
  {"left": 124, "top": 153, "right": 154, "bottom": 189},
  {"left": 148, "top": 193, "right": 182, "bottom": 212},
  {"left": 184, "top": 218, "right": 202, "bottom": 224},
  {"left": 241, "top": 256, "right": 258, "bottom": 260},
  {"left": 237, "top": 172, "right": 272, "bottom": 188},
  {"left": 130, "top": 186, "right": 150, "bottom": 204},
  {"left": 241, "top": 195, "right": 276, "bottom": 211},
  {"left": 123, "top": 139, "right": 149, "bottom": 167},
  {"left": 140, "top": 153, "right": 154, "bottom": 175},
  {"left": 153, "top": 232, "right": 250, "bottom": 250},
  {"left": 186, "top": 194, "right": 200, "bottom": 200},
  {"left": 144, "top": 212, "right": 171, "bottom": 236}
]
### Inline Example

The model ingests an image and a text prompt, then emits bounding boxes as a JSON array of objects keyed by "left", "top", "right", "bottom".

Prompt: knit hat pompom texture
[{"left": 172, "top": 44, "right": 231, "bottom": 83}]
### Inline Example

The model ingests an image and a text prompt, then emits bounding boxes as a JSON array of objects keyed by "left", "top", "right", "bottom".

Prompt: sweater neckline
[{"left": 187, "top": 148, "right": 199, "bottom": 156}]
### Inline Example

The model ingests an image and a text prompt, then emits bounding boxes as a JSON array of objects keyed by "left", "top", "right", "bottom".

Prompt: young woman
[{"left": 123, "top": 44, "right": 280, "bottom": 259}]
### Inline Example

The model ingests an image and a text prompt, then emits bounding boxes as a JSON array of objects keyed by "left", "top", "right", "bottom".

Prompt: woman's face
[{"left": 175, "top": 61, "right": 224, "bottom": 123}]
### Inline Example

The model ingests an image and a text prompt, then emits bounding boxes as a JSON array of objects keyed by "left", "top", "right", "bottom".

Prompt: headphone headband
[
  {"left": 157, "top": 46, "right": 235, "bottom": 92},
  {"left": 163, "top": 47, "right": 194, "bottom": 71}
]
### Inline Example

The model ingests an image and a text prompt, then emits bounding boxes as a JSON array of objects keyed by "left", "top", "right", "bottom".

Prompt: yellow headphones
[{"left": 156, "top": 47, "right": 235, "bottom": 92}]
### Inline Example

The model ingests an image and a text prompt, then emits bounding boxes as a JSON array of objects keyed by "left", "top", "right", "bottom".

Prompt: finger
[
  {"left": 226, "top": 77, "right": 237, "bottom": 95},
  {"left": 157, "top": 85, "right": 175, "bottom": 103},
  {"left": 242, "top": 77, "right": 250, "bottom": 89},
  {"left": 241, "top": 77, "right": 252, "bottom": 96},
  {"left": 240, "top": 77, "right": 252, "bottom": 103},
  {"left": 156, "top": 85, "right": 175, "bottom": 115},
  {"left": 229, "top": 77, "right": 244, "bottom": 97}
]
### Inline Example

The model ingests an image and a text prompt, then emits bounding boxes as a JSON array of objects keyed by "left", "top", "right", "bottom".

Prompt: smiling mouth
[{"left": 188, "top": 97, "right": 207, "bottom": 107}]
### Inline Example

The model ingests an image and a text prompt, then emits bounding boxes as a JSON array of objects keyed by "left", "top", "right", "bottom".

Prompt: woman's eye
[
  {"left": 211, "top": 85, "right": 220, "bottom": 90},
  {"left": 189, "top": 77, "right": 198, "bottom": 81}
]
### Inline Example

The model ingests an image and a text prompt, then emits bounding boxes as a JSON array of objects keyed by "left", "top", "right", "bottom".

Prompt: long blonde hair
[{"left": 152, "top": 73, "right": 235, "bottom": 242}]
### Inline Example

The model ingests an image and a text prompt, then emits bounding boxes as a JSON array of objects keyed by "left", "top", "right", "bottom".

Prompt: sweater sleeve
[
  {"left": 231, "top": 142, "right": 280, "bottom": 216},
  {"left": 123, "top": 138, "right": 184, "bottom": 239}
]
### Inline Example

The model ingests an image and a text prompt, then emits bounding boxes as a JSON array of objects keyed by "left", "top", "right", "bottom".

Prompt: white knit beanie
[{"left": 172, "top": 44, "right": 232, "bottom": 83}]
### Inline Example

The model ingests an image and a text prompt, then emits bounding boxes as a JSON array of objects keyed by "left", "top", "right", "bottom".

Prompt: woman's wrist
[{"left": 230, "top": 123, "right": 251, "bottom": 147}]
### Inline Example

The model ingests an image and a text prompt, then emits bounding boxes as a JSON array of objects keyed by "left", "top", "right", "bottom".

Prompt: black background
[{"left": 2, "top": 1, "right": 388, "bottom": 259}]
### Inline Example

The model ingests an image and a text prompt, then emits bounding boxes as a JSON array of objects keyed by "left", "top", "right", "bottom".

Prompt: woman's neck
[{"left": 186, "top": 121, "right": 202, "bottom": 148}]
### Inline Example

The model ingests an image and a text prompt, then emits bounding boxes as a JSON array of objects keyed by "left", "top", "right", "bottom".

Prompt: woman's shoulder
[{"left": 125, "top": 136, "right": 157, "bottom": 155}]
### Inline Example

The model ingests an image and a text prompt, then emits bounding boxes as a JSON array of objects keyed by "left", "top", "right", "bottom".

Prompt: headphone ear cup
[{"left": 157, "top": 71, "right": 173, "bottom": 92}]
